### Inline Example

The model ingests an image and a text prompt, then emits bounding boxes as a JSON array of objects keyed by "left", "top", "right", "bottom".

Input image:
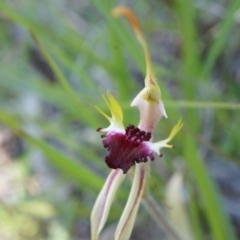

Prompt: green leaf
[{"left": 0, "top": 109, "right": 103, "bottom": 191}]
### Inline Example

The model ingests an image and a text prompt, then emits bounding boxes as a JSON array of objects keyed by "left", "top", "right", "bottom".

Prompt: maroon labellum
[{"left": 101, "top": 125, "right": 154, "bottom": 173}]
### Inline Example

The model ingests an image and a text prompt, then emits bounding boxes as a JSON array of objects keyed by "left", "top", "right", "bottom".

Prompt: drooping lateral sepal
[
  {"left": 115, "top": 163, "right": 149, "bottom": 240},
  {"left": 91, "top": 169, "right": 125, "bottom": 240}
]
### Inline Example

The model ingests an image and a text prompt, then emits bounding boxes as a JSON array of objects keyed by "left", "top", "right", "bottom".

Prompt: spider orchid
[{"left": 91, "top": 6, "right": 183, "bottom": 240}]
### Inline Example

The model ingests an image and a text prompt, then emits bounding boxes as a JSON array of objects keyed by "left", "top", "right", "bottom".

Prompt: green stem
[{"left": 142, "top": 194, "right": 184, "bottom": 240}]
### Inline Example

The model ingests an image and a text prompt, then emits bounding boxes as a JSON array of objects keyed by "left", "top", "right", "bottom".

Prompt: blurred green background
[{"left": 0, "top": 0, "right": 240, "bottom": 239}]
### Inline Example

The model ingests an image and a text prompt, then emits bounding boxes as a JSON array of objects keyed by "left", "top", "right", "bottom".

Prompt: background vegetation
[{"left": 0, "top": 0, "right": 240, "bottom": 239}]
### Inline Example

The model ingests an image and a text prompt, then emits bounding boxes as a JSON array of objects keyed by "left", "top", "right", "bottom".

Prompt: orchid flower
[{"left": 91, "top": 6, "right": 183, "bottom": 240}]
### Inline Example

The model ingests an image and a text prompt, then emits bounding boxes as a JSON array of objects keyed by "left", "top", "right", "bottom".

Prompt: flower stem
[{"left": 142, "top": 194, "right": 184, "bottom": 240}]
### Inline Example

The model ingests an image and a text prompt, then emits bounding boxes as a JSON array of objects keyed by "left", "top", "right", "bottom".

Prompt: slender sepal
[
  {"left": 115, "top": 163, "right": 149, "bottom": 240},
  {"left": 91, "top": 169, "right": 125, "bottom": 240}
]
